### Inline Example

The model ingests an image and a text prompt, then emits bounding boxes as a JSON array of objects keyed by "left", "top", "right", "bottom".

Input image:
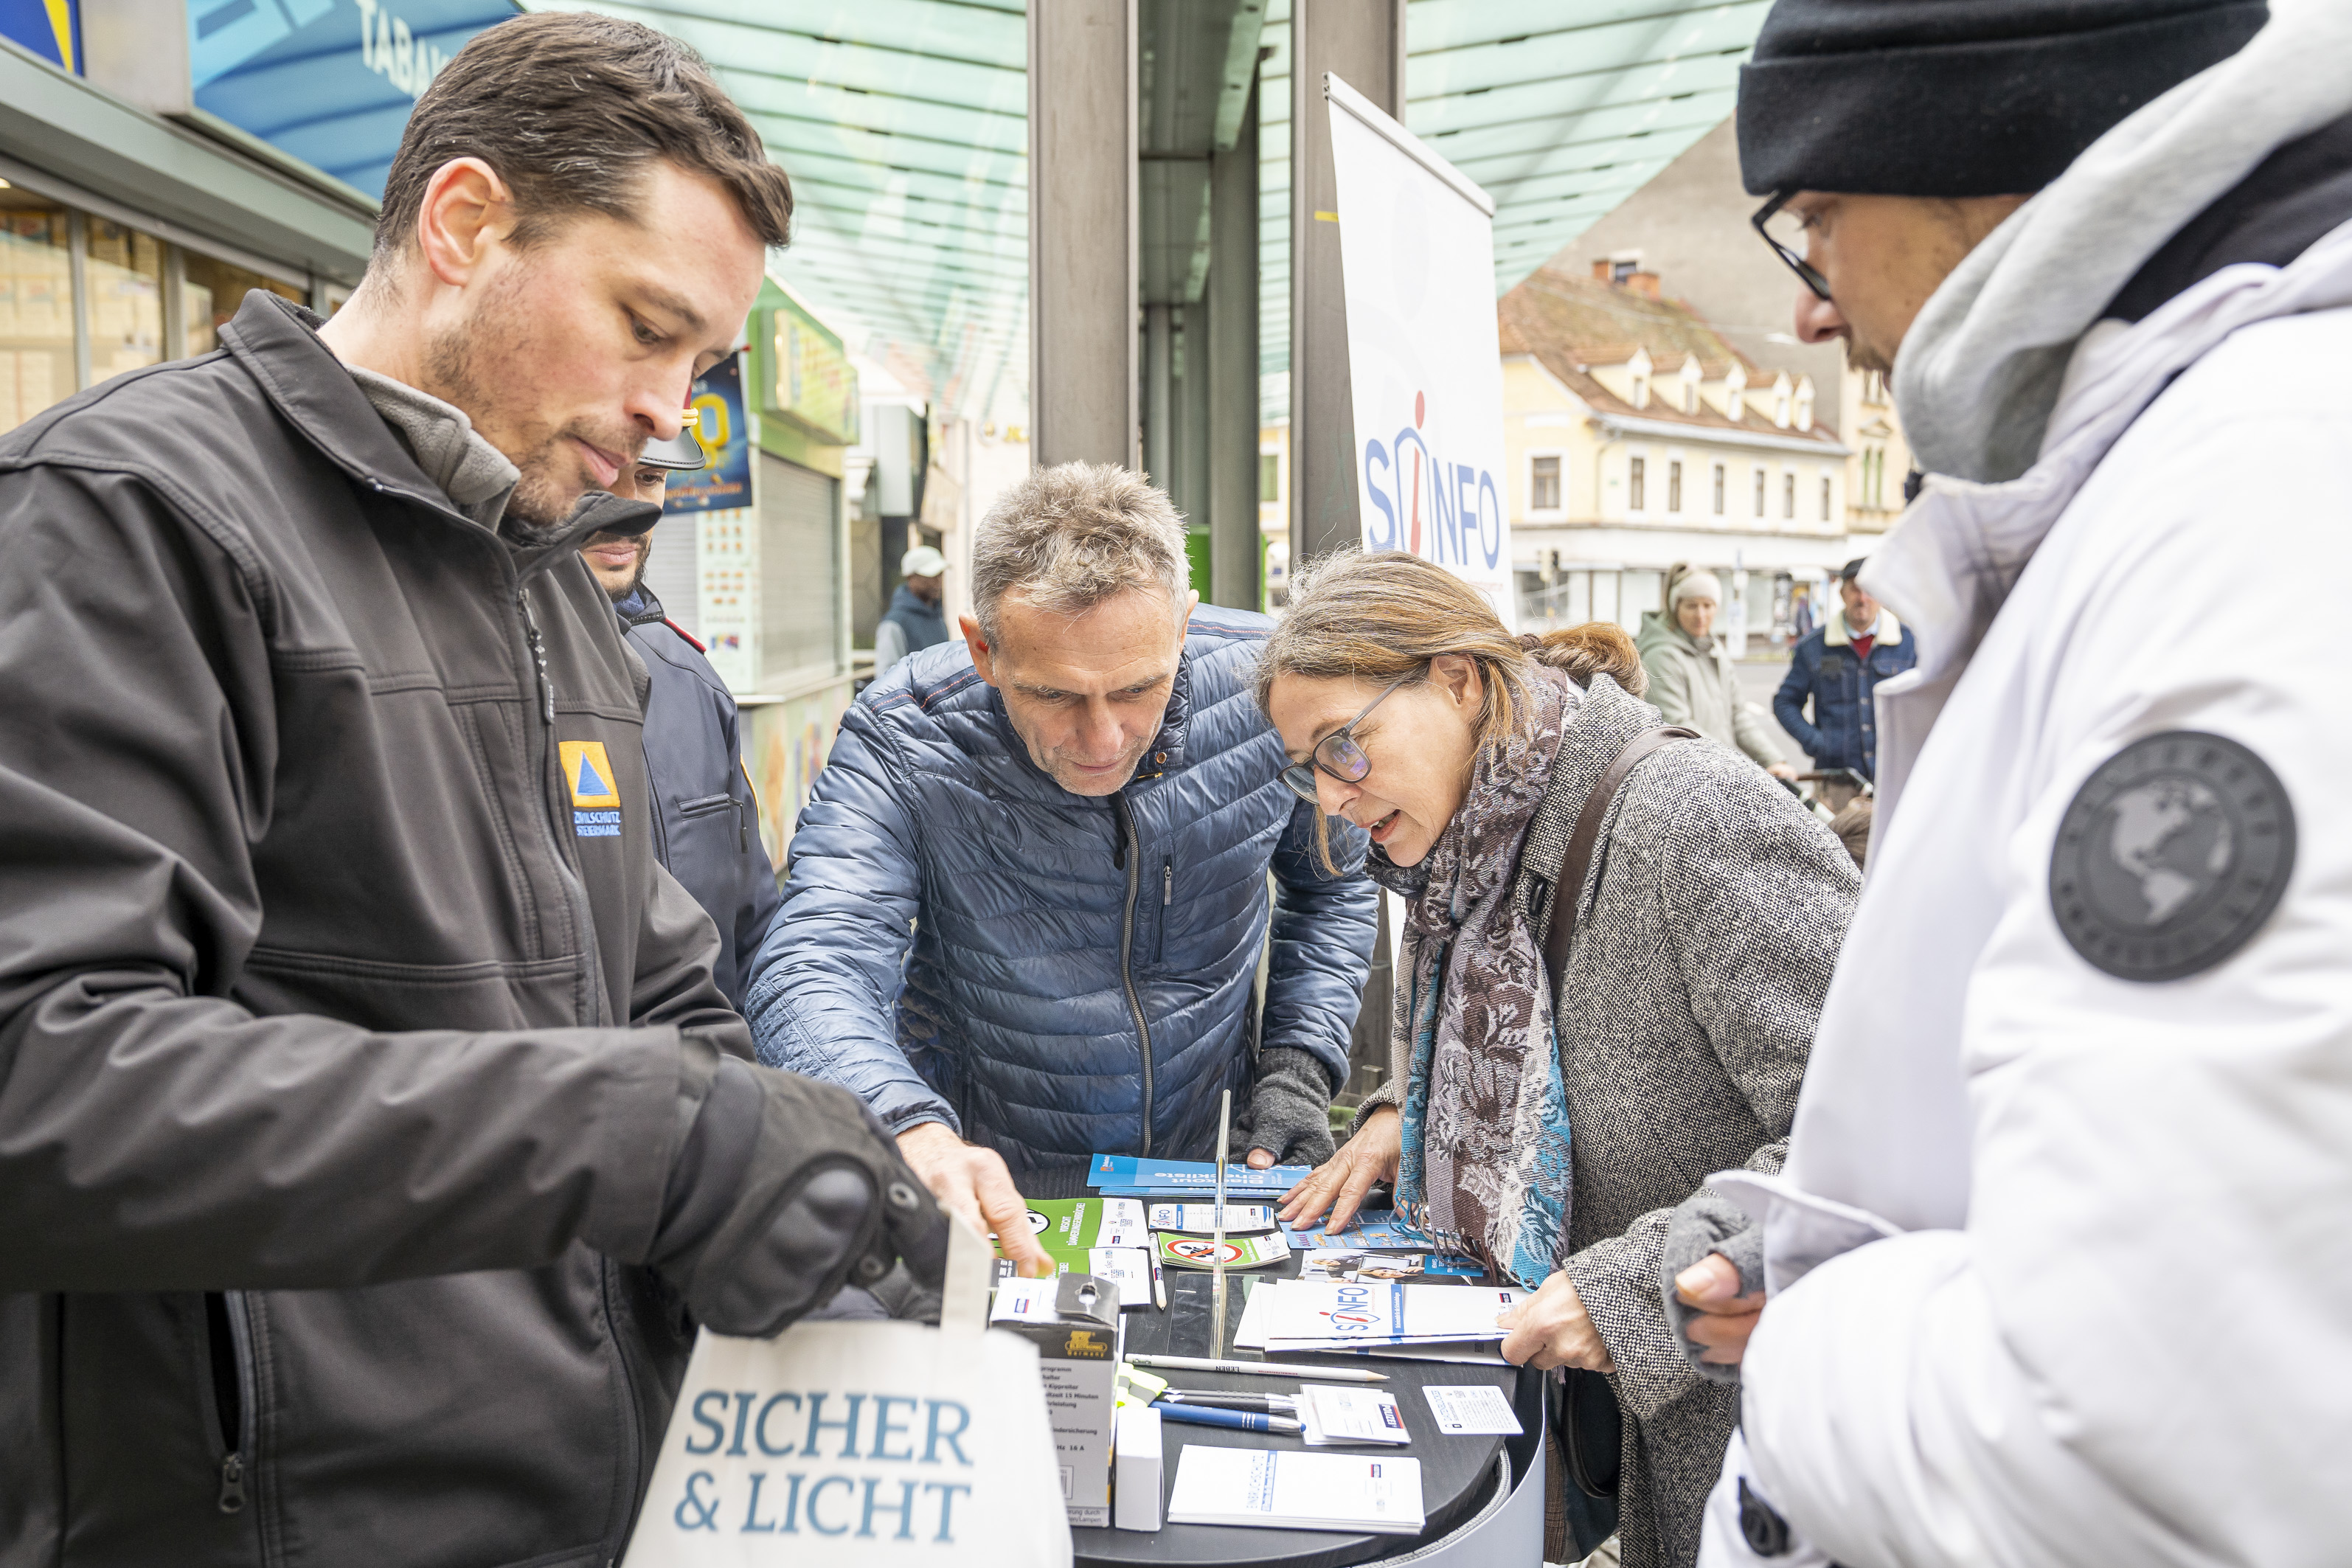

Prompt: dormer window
[
  {"left": 1627, "top": 347, "right": 1653, "bottom": 411},
  {"left": 1772, "top": 379, "right": 1792, "bottom": 429},
  {"left": 1680, "top": 355, "right": 1703, "bottom": 414},
  {"left": 1794, "top": 378, "right": 1814, "bottom": 432}
]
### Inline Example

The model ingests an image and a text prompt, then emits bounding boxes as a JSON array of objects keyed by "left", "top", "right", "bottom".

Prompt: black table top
[{"left": 1069, "top": 1262, "right": 1540, "bottom": 1568}]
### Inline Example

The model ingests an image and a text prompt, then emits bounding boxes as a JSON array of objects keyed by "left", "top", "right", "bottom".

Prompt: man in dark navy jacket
[
  {"left": 580, "top": 429, "right": 780, "bottom": 1008},
  {"left": 1773, "top": 557, "right": 1918, "bottom": 780},
  {"left": 744, "top": 462, "right": 1380, "bottom": 1268}
]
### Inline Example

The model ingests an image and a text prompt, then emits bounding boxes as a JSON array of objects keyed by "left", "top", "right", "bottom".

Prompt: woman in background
[
  {"left": 1262, "top": 550, "right": 1856, "bottom": 1568},
  {"left": 1635, "top": 565, "right": 1796, "bottom": 782}
]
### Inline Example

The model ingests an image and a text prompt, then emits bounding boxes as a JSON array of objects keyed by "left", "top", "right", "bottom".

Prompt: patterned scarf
[{"left": 1367, "top": 665, "right": 1578, "bottom": 1287}]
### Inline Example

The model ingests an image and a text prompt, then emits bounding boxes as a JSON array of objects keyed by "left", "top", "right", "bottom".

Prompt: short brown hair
[{"left": 375, "top": 11, "right": 793, "bottom": 261}]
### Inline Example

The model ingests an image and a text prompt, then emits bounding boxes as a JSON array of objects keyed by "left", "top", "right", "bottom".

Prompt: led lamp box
[{"left": 991, "top": 1273, "right": 1125, "bottom": 1527}]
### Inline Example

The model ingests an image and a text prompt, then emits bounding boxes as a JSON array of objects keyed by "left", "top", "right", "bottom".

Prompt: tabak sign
[{"left": 1325, "top": 74, "right": 1514, "bottom": 625}]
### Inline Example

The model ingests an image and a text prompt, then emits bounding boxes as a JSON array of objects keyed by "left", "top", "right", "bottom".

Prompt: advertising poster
[
  {"left": 667, "top": 352, "right": 752, "bottom": 515},
  {"left": 1325, "top": 73, "right": 1514, "bottom": 625}
]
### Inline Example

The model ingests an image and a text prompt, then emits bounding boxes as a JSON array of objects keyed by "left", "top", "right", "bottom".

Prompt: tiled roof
[{"left": 1499, "top": 267, "right": 1840, "bottom": 446}]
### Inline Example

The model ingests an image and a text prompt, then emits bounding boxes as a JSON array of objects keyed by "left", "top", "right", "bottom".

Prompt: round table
[{"left": 1070, "top": 1260, "right": 1542, "bottom": 1568}]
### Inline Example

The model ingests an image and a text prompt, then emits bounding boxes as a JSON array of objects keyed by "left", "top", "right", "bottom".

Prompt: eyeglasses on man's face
[
  {"left": 1280, "top": 673, "right": 1415, "bottom": 804},
  {"left": 1752, "top": 190, "right": 1833, "bottom": 303}
]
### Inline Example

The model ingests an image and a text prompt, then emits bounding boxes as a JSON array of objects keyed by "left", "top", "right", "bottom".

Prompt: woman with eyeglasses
[{"left": 1260, "top": 550, "right": 1856, "bottom": 1568}]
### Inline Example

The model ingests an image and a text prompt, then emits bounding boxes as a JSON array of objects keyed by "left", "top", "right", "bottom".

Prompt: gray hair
[{"left": 970, "top": 462, "right": 1190, "bottom": 642}]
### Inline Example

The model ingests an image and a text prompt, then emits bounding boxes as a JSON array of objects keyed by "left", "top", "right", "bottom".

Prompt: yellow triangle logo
[{"left": 559, "top": 741, "right": 620, "bottom": 808}]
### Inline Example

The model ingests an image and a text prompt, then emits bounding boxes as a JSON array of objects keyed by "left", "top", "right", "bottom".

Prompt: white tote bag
[{"left": 621, "top": 1224, "right": 1072, "bottom": 1568}]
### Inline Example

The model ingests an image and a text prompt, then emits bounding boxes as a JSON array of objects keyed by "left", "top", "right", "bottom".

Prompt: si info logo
[{"left": 1361, "top": 391, "right": 1504, "bottom": 574}]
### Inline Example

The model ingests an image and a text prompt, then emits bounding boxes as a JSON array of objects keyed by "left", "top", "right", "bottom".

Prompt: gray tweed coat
[{"left": 1367, "top": 673, "right": 1857, "bottom": 1568}]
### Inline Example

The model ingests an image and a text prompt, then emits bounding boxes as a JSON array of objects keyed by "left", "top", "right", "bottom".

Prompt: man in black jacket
[
  {"left": 0, "top": 14, "right": 940, "bottom": 1567},
  {"left": 581, "top": 429, "right": 781, "bottom": 1008}
]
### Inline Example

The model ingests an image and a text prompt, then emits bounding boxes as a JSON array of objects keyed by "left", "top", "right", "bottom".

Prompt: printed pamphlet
[{"left": 1165, "top": 1448, "right": 1425, "bottom": 1534}]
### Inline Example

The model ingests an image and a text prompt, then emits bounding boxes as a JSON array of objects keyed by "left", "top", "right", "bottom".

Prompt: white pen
[{"left": 1127, "top": 1354, "right": 1390, "bottom": 1384}]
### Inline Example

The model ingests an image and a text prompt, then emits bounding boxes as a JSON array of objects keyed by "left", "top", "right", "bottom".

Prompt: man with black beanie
[{"left": 1655, "top": 3, "right": 2352, "bottom": 1564}]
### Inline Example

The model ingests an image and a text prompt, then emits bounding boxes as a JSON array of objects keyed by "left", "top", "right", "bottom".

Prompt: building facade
[{"left": 1500, "top": 266, "right": 1850, "bottom": 652}]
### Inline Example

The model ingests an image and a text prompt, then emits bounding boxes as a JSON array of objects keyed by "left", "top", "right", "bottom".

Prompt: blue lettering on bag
[
  {"left": 805, "top": 1474, "right": 856, "bottom": 1536},
  {"left": 861, "top": 1477, "right": 923, "bottom": 1540},
  {"left": 684, "top": 1391, "right": 729, "bottom": 1454}
]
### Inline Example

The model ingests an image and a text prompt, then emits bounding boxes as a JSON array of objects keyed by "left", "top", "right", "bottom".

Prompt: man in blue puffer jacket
[
  {"left": 744, "top": 462, "right": 1378, "bottom": 1260},
  {"left": 1773, "top": 557, "right": 1918, "bottom": 780}
]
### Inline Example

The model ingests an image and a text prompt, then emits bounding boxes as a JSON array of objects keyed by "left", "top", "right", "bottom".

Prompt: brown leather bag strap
[{"left": 1541, "top": 726, "right": 1699, "bottom": 992}]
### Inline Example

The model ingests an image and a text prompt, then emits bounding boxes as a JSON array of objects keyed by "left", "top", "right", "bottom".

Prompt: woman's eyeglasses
[
  {"left": 1281, "top": 674, "right": 1415, "bottom": 804},
  {"left": 1752, "top": 190, "right": 1832, "bottom": 303}
]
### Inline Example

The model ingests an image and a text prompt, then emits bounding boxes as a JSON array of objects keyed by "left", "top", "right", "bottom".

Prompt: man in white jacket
[{"left": 1666, "top": 1, "right": 2352, "bottom": 1563}]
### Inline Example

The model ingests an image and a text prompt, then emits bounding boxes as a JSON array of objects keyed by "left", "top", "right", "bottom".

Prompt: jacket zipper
[
  {"left": 515, "top": 582, "right": 611, "bottom": 1021},
  {"left": 1111, "top": 794, "right": 1154, "bottom": 1156},
  {"left": 601, "top": 1260, "right": 648, "bottom": 1561},
  {"left": 207, "top": 1291, "right": 256, "bottom": 1515}
]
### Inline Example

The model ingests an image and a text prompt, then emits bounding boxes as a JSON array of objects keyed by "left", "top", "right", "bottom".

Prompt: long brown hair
[{"left": 1257, "top": 549, "right": 1646, "bottom": 867}]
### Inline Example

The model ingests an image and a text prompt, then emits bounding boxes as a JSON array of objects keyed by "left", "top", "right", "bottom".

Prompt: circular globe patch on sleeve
[{"left": 2050, "top": 731, "right": 2295, "bottom": 982}]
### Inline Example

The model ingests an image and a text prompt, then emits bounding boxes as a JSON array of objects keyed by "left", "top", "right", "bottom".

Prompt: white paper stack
[
  {"left": 1165, "top": 1447, "right": 1425, "bottom": 1535},
  {"left": 1261, "top": 1280, "right": 1523, "bottom": 1353},
  {"left": 1296, "top": 1384, "right": 1411, "bottom": 1447}
]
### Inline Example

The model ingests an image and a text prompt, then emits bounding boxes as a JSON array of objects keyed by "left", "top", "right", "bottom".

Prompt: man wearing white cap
[{"left": 874, "top": 543, "right": 948, "bottom": 672}]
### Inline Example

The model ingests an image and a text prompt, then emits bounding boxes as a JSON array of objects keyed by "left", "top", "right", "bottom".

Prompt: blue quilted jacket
[{"left": 743, "top": 607, "right": 1379, "bottom": 1176}]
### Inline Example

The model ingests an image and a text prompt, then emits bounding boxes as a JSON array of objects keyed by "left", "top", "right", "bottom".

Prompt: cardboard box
[
  {"left": 990, "top": 1273, "right": 1125, "bottom": 1527},
  {"left": 1114, "top": 1404, "right": 1165, "bottom": 1532}
]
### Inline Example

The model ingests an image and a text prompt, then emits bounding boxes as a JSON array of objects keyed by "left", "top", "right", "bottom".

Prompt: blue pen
[{"left": 1154, "top": 1401, "right": 1302, "bottom": 1435}]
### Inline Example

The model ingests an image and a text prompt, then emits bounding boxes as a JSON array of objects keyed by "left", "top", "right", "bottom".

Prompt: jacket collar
[
  {"left": 1822, "top": 608, "right": 1901, "bottom": 649},
  {"left": 614, "top": 583, "right": 667, "bottom": 630},
  {"left": 218, "top": 291, "right": 658, "bottom": 573}
]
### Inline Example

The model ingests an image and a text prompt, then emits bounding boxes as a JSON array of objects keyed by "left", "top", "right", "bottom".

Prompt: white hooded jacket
[{"left": 1701, "top": 6, "right": 2352, "bottom": 1563}]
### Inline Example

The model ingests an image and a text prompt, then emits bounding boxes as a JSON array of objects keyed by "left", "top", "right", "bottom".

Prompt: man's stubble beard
[{"left": 421, "top": 264, "right": 645, "bottom": 530}]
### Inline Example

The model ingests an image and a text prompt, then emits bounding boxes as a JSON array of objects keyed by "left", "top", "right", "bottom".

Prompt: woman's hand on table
[
  {"left": 1497, "top": 1270, "right": 1616, "bottom": 1373},
  {"left": 1276, "top": 1105, "right": 1401, "bottom": 1235}
]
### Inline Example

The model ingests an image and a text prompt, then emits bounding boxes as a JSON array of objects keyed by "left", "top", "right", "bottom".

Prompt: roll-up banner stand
[{"left": 1325, "top": 73, "right": 1515, "bottom": 628}]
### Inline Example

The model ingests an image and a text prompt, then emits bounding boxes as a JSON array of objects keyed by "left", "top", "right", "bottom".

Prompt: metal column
[
  {"left": 1207, "top": 71, "right": 1260, "bottom": 610},
  {"left": 1289, "top": 0, "right": 1404, "bottom": 564},
  {"left": 1291, "top": 0, "right": 1405, "bottom": 1097},
  {"left": 1144, "top": 302, "right": 1173, "bottom": 486},
  {"left": 1030, "top": 0, "right": 1139, "bottom": 469}
]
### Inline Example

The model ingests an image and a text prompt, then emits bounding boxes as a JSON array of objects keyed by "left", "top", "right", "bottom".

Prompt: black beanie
[{"left": 1738, "top": 0, "right": 2269, "bottom": 198}]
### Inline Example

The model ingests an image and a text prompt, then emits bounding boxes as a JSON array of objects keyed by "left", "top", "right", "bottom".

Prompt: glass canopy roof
[{"left": 531, "top": 0, "right": 1767, "bottom": 429}]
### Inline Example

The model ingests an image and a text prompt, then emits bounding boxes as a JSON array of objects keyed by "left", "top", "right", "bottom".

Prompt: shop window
[
  {"left": 1666, "top": 459, "right": 1682, "bottom": 514},
  {"left": 0, "top": 192, "right": 74, "bottom": 434},
  {"left": 86, "top": 220, "right": 165, "bottom": 387},
  {"left": 1628, "top": 455, "right": 1645, "bottom": 512},
  {"left": 1712, "top": 463, "right": 1725, "bottom": 516},
  {"left": 1529, "top": 453, "right": 1560, "bottom": 512},
  {"left": 1783, "top": 472, "right": 1796, "bottom": 520},
  {"left": 180, "top": 251, "right": 306, "bottom": 357}
]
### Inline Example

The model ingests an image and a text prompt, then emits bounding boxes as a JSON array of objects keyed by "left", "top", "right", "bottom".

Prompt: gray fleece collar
[
  {"left": 1895, "top": 2, "right": 2352, "bottom": 484},
  {"left": 344, "top": 364, "right": 519, "bottom": 527}
]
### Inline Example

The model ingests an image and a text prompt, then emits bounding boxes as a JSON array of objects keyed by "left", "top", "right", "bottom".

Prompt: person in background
[
  {"left": 745, "top": 462, "right": 1378, "bottom": 1274},
  {"left": 1636, "top": 568, "right": 1797, "bottom": 781},
  {"left": 874, "top": 542, "right": 949, "bottom": 672},
  {"left": 1772, "top": 556, "right": 1916, "bottom": 783},
  {"left": 580, "top": 426, "right": 780, "bottom": 1009},
  {"left": 1269, "top": 551, "right": 1856, "bottom": 1568},
  {"left": 1675, "top": 1, "right": 2352, "bottom": 1562}
]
